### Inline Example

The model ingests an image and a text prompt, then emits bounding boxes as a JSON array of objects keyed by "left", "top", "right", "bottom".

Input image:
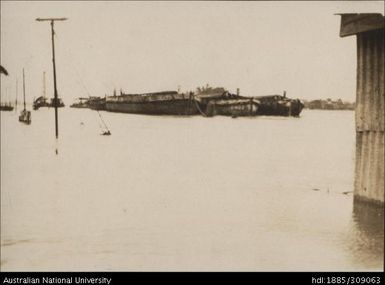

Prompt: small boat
[
  {"left": 19, "top": 109, "right": 31, "bottom": 124},
  {"left": 49, "top": 97, "right": 65, "bottom": 108},
  {"left": 70, "top": 96, "right": 105, "bottom": 110},
  {"left": 70, "top": 97, "right": 91, "bottom": 108},
  {"left": 0, "top": 86, "right": 14, "bottom": 111},
  {"left": 33, "top": 72, "right": 65, "bottom": 109},
  {"left": 0, "top": 103, "right": 14, "bottom": 111},
  {"left": 19, "top": 69, "right": 31, "bottom": 125},
  {"left": 33, "top": 96, "right": 50, "bottom": 110},
  {"left": 33, "top": 72, "right": 50, "bottom": 110}
]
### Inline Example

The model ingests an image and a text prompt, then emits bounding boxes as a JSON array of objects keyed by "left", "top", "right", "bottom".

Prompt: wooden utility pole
[{"left": 36, "top": 17, "right": 67, "bottom": 141}]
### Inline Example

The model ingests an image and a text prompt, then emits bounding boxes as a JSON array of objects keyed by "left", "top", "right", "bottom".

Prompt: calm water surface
[{"left": 1, "top": 108, "right": 383, "bottom": 271}]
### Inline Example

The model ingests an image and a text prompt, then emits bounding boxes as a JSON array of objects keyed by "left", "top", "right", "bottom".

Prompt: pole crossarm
[{"left": 36, "top": 18, "right": 68, "bottom": 22}]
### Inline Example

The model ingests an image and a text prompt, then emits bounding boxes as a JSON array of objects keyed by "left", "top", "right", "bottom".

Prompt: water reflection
[{"left": 348, "top": 202, "right": 384, "bottom": 270}]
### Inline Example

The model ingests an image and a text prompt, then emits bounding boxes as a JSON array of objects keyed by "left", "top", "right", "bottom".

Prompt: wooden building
[{"left": 339, "top": 13, "right": 384, "bottom": 205}]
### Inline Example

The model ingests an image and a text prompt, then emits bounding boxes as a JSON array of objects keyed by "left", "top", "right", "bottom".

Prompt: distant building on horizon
[{"left": 302, "top": 98, "right": 355, "bottom": 110}]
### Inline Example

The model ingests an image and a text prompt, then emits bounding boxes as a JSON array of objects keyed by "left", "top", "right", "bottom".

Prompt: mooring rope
[
  {"left": 192, "top": 96, "right": 207, "bottom": 117},
  {"left": 97, "top": 110, "right": 110, "bottom": 132},
  {"left": 55, "top": 34, "right": 95, "bottom": 98}
]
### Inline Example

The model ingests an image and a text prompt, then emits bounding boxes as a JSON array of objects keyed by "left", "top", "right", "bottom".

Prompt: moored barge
[
  {"left": 105, "top": 91, "right": 198, "bottom": 115},
  {"left": 206, "top": 98, "right": 260, "bottom": 117}
]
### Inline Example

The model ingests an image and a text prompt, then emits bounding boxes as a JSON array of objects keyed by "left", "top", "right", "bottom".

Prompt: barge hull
[
  {"left": 206, "top": 99, "right": 259, "bottom": 117},
  {"left": 106, "top": 100, "right": 199, "bottom": 115}
]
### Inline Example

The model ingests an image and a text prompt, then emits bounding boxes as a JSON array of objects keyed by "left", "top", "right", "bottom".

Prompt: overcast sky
[{"left": 1, "top": 1, "right": 383, "bottom": 103}]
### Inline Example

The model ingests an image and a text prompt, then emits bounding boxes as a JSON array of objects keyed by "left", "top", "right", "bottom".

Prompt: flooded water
[{"left": 1, "top": 108, "right": 383, "bottom": 271}]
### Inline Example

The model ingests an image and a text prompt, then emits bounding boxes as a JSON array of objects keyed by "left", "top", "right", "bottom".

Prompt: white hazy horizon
[{"left": 1, "top": 1, "right": 384, "bottom": 104}]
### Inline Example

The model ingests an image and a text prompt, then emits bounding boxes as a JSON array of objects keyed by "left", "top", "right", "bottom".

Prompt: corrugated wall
[{"left": 355, "top": 29, "right": 385, "bottom": 205}]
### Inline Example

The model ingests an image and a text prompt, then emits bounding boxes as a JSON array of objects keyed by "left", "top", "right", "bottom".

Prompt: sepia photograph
[{"left": 0, "top": 0, "right": 384, "bottom": 274}]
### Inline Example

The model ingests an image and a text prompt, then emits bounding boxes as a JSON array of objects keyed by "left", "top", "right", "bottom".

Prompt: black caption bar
[{"left": 0, "top": 272, "right": 383, "bottom": 285}]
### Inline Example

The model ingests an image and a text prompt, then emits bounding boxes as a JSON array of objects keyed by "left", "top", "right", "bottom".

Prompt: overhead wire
[{"left": 55, "top": 33, "right": 111, "bottom": 135}]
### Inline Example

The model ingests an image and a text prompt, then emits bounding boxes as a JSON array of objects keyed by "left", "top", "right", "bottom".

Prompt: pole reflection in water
[{"left": 348, "top": 202, "right": 384, "bottom": 270}]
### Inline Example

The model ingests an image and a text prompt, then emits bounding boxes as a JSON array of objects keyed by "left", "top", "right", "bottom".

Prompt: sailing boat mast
[
  {"left": 19, "top": 68, "right": 31, "bottom": 125},
  {"left": 15, "top": 79, "right": 18, "bottom": 112},
  {"left": 23, "top": 69, "right": 26, "bottom": 110},
  {"left": 43, "top": 71, "right": 46, "bottom": 98}
]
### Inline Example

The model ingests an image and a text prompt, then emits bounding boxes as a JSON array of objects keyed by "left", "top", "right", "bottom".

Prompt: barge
[
  {"left": 105, "top": 91, "right": 198, "bottom": 115},
  {"left": 33, "top": 96, "right": 65, "bottom": 110},
  {"left": 70, "top": 96, "right": 106, "bottom": 110},
  {"left": 252, "top": 94, "right": 304, "bottom": 116},
  {"left": 70, "top": 87, "right": 303, "bottom": 118}
]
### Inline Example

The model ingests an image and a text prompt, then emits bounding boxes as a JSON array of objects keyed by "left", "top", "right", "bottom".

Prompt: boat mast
[
  {"left": 23, "top": 69, "right": 26, "bottom": 111},
  {"left": 43, "top": 71, "right": 46, "bottom": 98},
  {"left": 15, "top": 79, "right": 18, "bottom": 112}
]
